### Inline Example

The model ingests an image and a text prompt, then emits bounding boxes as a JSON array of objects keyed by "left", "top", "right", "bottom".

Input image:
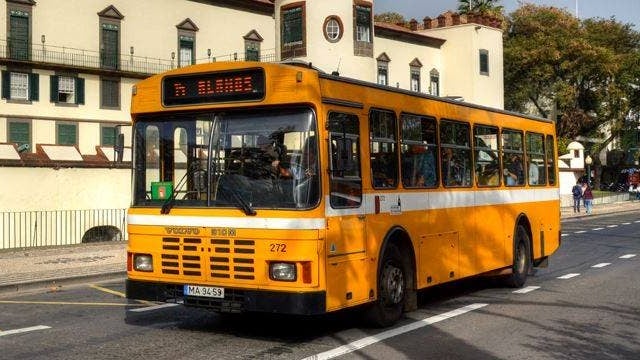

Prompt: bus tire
[
  {"left": 365, "top": 243, "right": 406, "bottom": 327},
  {"left": 504, "top": 224, "right": 531, "bottom": 288}
]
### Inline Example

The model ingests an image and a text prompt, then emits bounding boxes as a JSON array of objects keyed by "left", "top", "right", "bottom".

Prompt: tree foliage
[
  {"left": 374, "top": 12, "right": 406, "bottom": 25},
  {"left": 457, "top": 0, "right": 504, "bottom": 17},
  {"left": 504, "top": 4, "right": 640, "bottom": 154}
]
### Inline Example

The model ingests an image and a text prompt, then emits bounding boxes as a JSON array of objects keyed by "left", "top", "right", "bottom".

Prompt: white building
[{"left": 0, "top": 0, "right": 504, "bottom": 247}]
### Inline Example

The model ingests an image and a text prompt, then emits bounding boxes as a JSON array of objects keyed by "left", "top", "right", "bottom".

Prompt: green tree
[
  {"left": 457, "top": 0, "right": 504, "bottom": 17},
  {"left": 374, "top": 12, "right": 406, "bottom": 25}
]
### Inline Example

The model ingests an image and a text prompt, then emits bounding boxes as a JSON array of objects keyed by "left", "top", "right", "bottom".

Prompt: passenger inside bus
[
  {"left": 406, "top": 145, "right": 436, "bottom": 187},
  {"left": 504, "top": 153, "right": 524, "bottom": 186}
]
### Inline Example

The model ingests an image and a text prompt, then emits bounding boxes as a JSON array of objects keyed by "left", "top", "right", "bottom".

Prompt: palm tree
[{"left": 457, "top": 0, "right": 504, "bottom": 17}]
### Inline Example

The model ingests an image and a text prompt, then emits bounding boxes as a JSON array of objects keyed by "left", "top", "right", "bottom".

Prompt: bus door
[{"left": 325, "top": 112, "right": 368, "bottom": 310}]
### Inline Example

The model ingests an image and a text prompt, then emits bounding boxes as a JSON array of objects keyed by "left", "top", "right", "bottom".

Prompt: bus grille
[
  {"left": 210, "top": 239, "right": 256, "bottom": 280},
  {"left": 160, "top": 237, "right": 256, "bottom": 280},
  {"left": 161, "top": 237, "right": 203, "bottom": 276}
]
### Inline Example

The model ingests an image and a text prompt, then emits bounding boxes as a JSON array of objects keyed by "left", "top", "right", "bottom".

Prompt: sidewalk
[{"left": 1, "top": 200, "right": 639, "bottom": 296}]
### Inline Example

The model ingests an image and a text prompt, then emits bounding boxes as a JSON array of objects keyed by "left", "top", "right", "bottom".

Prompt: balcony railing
[{"left": 1, "top": 39, "right": 277, "bottom": 75}]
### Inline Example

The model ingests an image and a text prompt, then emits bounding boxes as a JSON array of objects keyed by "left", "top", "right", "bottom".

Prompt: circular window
[{"left": 323, "top": 16, "right": 343, "bottom": 43}]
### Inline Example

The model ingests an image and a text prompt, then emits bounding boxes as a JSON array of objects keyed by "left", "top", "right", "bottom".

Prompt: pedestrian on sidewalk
[
  {"left": 583, "top": 183, "right": 594, "bottom": 215},
  {"left": 572, "top": 180, "right": 583, "bottom": 213}
]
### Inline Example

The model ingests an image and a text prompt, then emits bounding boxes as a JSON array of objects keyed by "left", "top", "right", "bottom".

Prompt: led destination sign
[{"left": 162, "top": 69, "right": 265, "bottom": 106}]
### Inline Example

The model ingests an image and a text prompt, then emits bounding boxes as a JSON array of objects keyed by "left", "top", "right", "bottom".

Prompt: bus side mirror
[{"left": 114, "top": 133, "right": 125, "bottom": 162}]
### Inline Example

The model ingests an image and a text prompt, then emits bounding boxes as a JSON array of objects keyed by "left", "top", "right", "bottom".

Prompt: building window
[
  {"left": 8, "top": 120, "right": 30, "bottom": 148},
  {"left": 100, "top": 77, "right": 120, "bottom": 109},
  {"left": 57, "top": 123, "right": 78, "bottom": 146},
  {"left": 376, "top": 53, "right": 391, "bottom": 86},
  {"left": 430, "top": 69, "right": 440, "bottom": 96},
  {"left": 176, "top": 19, "right": 199, "bottom": 67},
  {"left": 409, "top": 58, "right": 423, "bottom": 92},
  {"left": 1, "top": 70, "right": 38, "bottom": 102},
  {"left": 50, "top": 75, "right": 85, "bottom": 105},
  {"left": 353, "top": 3, "right": 372, "bottom": 57},
  {"left": 479, "top": 49, "right": 489, "bottom": 75},
  {"left": 8, "top": 8, "right": 31, "bottom": 61},
  {"left": 101, "top": 125, "right": 117, "bottom": 146},
  {"left": 323, "top": 16, "right": 343, "bottom": 43},
  {"left": 98, "top": 6, "right": 124, "bottom": 70},
  {"left": 244, "top": 30, "right": 264, "bottom": 62},
  {"left": 411, "top": 68, "right": 421, "bottom": 92},
  {"left": 281, "top": 3, "right": 306, "bottom": 59},
  {"left": 179, "top": 36, "right": 194, "bottom": 67}
]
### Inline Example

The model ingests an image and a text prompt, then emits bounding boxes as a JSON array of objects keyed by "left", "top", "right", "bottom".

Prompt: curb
[{"left": 0, "top": 271, "right": 126, "bottom": 297}]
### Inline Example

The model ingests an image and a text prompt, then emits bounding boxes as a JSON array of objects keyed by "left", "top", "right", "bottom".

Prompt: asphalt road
[{"left": 1, "top": 211, "right": 639, "bottom": 360}]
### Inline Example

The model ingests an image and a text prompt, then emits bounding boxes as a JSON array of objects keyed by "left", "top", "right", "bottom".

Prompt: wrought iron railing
[
  {"left": 1, "top": 39, "right": 277, "bottom": 75},
  {"left": 0, "top": 209, "right": 127, "bottom": 250}
]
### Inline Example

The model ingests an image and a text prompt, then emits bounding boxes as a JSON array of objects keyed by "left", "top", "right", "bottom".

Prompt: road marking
[
  {"left": 607, "top": 225, "right": 618, "bottom": 228},
  {"left": 592, "top": 228, "right": 604, "bottom": 231},
  {"left": 557, "top": 273, "right": 580, "bottom": 279},
  {"left": 302, "top": 303, "right": 487, "bottom": 360},
  {"left": 635, "top": 220, "right": 640, "bottom": 223},
  {"left": 622, "top": 222, "right": 631, "bottom": 225},
  {"left": 0, "top": 300, "right": 146, "bottom": 307},
  {"left": 592, "top": 263, "right": 611, "bottom": 268},
  {"left": 128, "top": 303, "right": 181, "bottom": 313},
  {"left": 90, "top": 284, "right": 156, "bottom": 306},
  {"left": 512, "top": 286, "right": 540, "bottom": 294},
  {"left": 574, "top": 230, "right": 586, "bottom": 234},
  {"left": 619, "top": 254, "right": 636, "bottom": 259},
  {"left": 561, "top": 233, "right": 569, "bottom": 237},
  {"left": 0, "top": 325, "right": 50, "bottom": 337}
]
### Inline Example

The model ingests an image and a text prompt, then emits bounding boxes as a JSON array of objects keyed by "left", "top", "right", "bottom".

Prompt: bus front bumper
[{"left": 126, "top": 279, "right": 326, "bottom": 315}]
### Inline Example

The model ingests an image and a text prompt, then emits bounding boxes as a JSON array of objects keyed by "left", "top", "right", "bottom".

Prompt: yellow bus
[{"left": 126, "top": 61, "right": 560, "bottom": 326}]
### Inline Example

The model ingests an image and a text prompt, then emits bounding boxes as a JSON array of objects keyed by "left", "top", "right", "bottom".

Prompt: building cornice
[
  {"left": 374, "top": 22, "right": 445, "bottom": 48},
  {"left": 188, "top": 0, "right": 273, "bottom": 16}
]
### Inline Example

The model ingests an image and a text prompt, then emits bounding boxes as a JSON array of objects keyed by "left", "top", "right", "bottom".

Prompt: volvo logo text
[{"left": 165, "top": 227, "right": 200, "bottom": 235}]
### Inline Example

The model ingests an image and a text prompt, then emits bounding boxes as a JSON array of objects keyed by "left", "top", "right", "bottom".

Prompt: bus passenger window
[
  {"left": 370, "top": 109, "right": 398, "bottom": 189},
  {"left": 474, "top": 125, "right": 500, "bottom": 187},
  {"left": 440, "top": 120, "right": 472, "bottom": 187},
  {"left": 526, "top": 132, "right": 546, "bottom": 186},
  {"left": 502, "top": 129, "right": 524, "bottom": 186},
  {"left": 401, "top": 114, "right": 438, "bottom": 188}
]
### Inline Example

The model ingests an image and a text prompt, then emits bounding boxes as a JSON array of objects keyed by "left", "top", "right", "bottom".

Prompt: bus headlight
[
  {"left": 133, "top": 254, "right": 153, "bottom": 272},
  {"left": 270, "top": 262, "right": 296, "bottom": 281}
]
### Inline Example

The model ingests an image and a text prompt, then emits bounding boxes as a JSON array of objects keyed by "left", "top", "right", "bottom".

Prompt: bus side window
[
  {"left": 440, "top": 120, "right": 472, "bottom": 187},
  {"left": 328, "top": 112, "right": 362, "bottom": 208},
  {"left": 400, "top": 113, "right": 438, "bottom": 188},
  {"left": 526, "top": 132, "right": 546, "bottom": 186},
  {"left": 370, "top": 109, "right": 398, "bottom": 189},
  {"left": 501, "top": 129, "right": 524, "bottom": 187},
  {"left": 474, "top": 125, "right": 500, "bottom": 187}
]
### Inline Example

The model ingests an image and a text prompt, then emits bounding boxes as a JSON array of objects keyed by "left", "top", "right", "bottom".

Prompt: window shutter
[
  {"left": 76, "top": 77, "right": 85, "bottom": 104},
  {"left": 29, "top": 73, "right": 39, "bottom": 101},
  {"left": 50, "top": 75, "right": 59, "bottom": 102},
  {"left": 1, "top": 71, "right": 10, "bottom": 99}
]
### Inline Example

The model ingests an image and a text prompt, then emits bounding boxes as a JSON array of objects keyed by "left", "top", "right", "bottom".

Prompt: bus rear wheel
[
  {"left": 504, "top": 224, "right": 531, "bottom": 288},
  {"left": 365, "top": 243, "right": 406, "bottom": 327}
]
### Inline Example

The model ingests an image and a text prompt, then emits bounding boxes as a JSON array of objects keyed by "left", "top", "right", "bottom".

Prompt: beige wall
[
  {"left": 0, "top": 167, "right": 131, "bottom": 211},
  {"left": 420, "top": 24, "right": 504, "bottom": 109}
]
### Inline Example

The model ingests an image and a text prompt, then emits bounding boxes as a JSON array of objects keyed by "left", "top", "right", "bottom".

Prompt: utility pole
[{"left": 575, "top": 0, "right": 579, "bottom": 17}]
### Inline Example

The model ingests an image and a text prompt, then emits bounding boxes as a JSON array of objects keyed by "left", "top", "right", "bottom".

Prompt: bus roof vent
[{"left": 278, "top": 59, "right": 325, "bottom": 74}]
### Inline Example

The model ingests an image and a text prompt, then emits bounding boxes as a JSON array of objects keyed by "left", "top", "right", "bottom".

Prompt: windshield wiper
[
  {"left": 218, "top": 177, "right": 256, "bottom": 216},
  {"left": 160, "top": 163, "right": 200, "bottom": 214}
]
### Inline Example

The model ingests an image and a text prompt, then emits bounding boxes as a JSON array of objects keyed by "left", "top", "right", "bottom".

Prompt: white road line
[
  {"left": 619, "top": 254, "right": 637, "bottom": 259},
  {"left": 622, "top": 222, "right": 631, "bottom": 225},
  {"left": 513, "top": 286, "right": 540, "bottom": 294},
  {"left": 635, "top": 220, "right": 640, "bottom": 223},
  {"left": 0, "top": 325, "right": 51, "bottom": 337},
  {"left": 557, "top": 273, "right": 580, "bottom": 279},
  {"left": 561, "top": 233, "right": 570, "bottom": 237},
  {"left": 574, "top": 230, "right": 587, "bottom": 234},
  {"left": 593, "top": 228, "right": 604, "bottom": 231},
  {"left": 302, "top": 303, "right": 488, "bottom": 360},
  {"left": 128, "top": 303, "right": 181, "bottom": 313},
  {"left": 607, "top": 225, "right": 618, "bottom": 228},
  {"left": 592, "top": 263, "right": 611, "bottom": 268}
]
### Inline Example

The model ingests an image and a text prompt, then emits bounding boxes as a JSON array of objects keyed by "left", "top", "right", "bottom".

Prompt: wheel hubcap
[{"left": 382, "top": 263, "right": 404, "bottom": 305}]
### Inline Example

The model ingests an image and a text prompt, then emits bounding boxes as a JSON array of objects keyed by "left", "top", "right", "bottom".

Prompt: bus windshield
[{"left": 132, "top": 108, "right": 319, "bottom": 211}]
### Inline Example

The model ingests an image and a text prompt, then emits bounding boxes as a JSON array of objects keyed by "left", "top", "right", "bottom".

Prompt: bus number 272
[{"left": 270, "top": 243, "right": 287, "bottom": 252}]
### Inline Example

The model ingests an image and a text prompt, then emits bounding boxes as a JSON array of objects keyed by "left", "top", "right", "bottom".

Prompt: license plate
[{"left": 183, "top": 285, "right": 224, "bottom": 298}]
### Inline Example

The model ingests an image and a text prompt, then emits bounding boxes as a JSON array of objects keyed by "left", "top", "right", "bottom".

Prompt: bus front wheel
[
  {"left": 504, "top": 224, "right": 531, "bottom": 288},
  {"left": 365, "top": 243, "right": 406, "bottom": 327}
]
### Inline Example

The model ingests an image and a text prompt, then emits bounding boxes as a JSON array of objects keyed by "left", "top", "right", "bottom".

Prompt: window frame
[
  {"left": 479, "top": 49, "right": 489, "bottom": 76},
  {"left": 501, "top": 128, "right": 525, "bottom": 187},
  {"left": 323, "top": 16, "right": 343, "bottom": 43},
  {"left": 473, "top": 125, "right": 501, "bottom": 187},
  {"left": 100, "top": 76, "right": 121, "bottom": 109},
  {"left": 56, "top": 122, "right": 78, "bottom": 146},
  {"left": 440, "top": 119, "right": 473, "bottom": 188},
  {"left": 353, "top": 2, "right": 373, "bottom": 57},
  {"left": 8, "top": 119, "right": 31, "bottom": 149},
  {"left": 369, "top": 109, "right": 398, "bottom": 189},
  {"left": 400, "top": 113, "right": 439, "bottom": 188},
  {"left": 280, "top": 2, "right": 306, "bottom": 59}
]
